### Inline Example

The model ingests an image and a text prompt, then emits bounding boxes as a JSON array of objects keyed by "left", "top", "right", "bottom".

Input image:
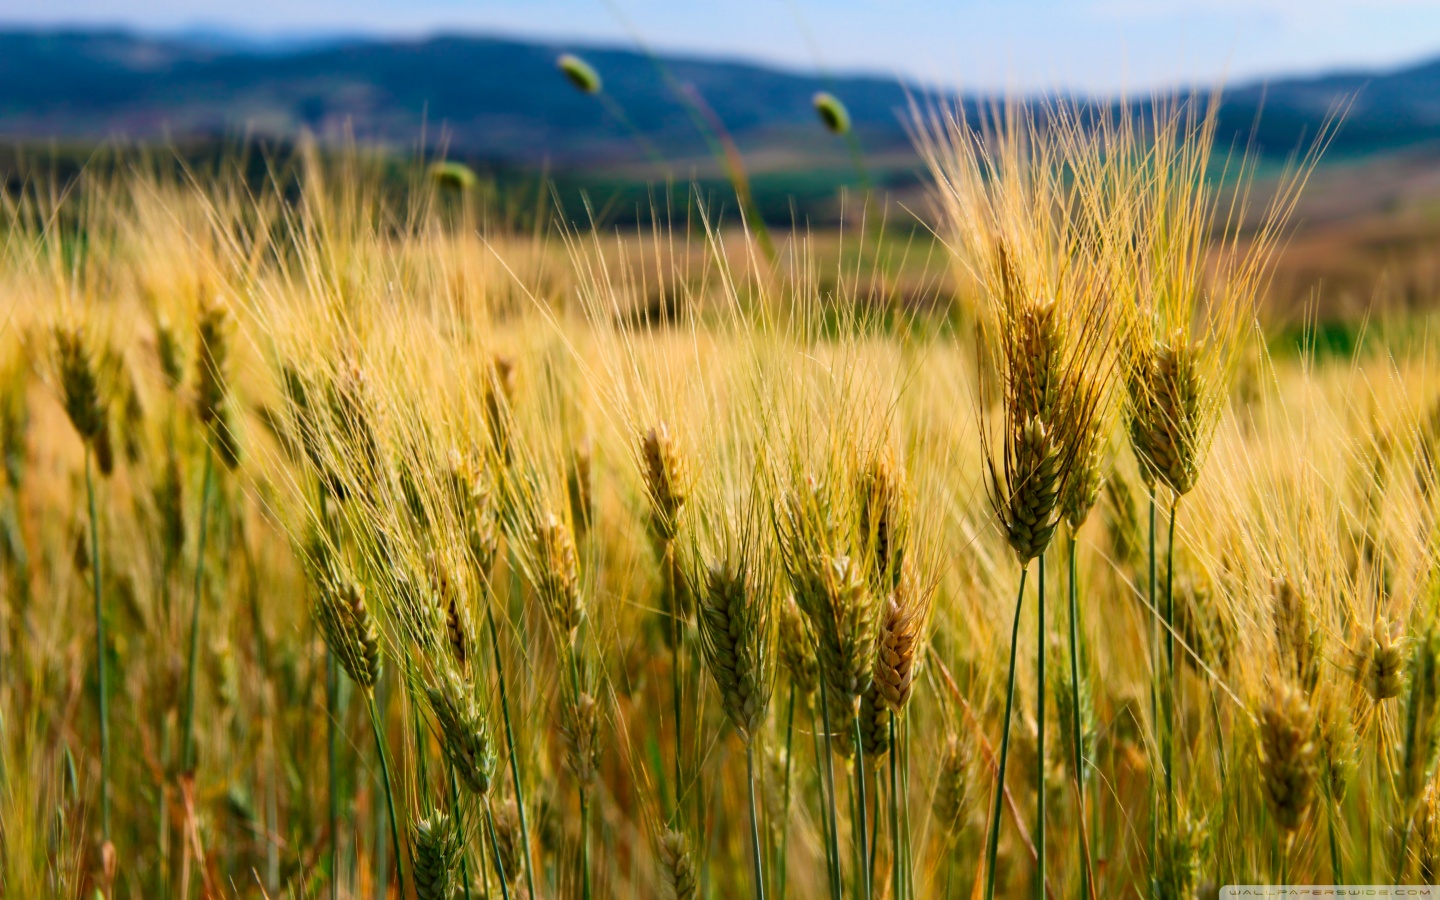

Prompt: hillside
[{"left": 4, "top": 29, "right": 1440, "bottom": 170}]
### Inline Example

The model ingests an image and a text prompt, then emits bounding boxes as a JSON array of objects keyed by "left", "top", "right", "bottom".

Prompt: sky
[{"left": 4, "top": 0, "right": 1440, "bottom": 94}]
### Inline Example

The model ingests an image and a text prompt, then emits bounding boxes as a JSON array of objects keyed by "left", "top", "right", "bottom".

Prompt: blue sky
[{"left": 5, "top": 0, "right": 1440, "bottom": 93}]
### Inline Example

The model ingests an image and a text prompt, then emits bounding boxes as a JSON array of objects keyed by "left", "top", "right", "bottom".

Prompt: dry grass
[{"left": 0, "top": 99, "right": 1438, "bottom": 900}]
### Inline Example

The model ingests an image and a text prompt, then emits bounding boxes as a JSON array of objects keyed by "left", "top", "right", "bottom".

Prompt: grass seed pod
[
  {"left": 777, "top": 595, "right": 817, "bottom": 699},
  {"left": 812, "top": 91, "right": 851, "bottom": 135},
  {"left": 557, "top": 53, "right": 602, "bottom": 94},
  {"left": 534, "top": 512, "right": 582, "bottom": 644},
  {"left": 696, "top": 556, "right": 773, "bottom": 740},
  {"left": 642, "top": 423, "right": 687, "bottom": 545},
  {"left": 873, "top": 578, "right": 923, "bottom": 714},
  {"left": 932, "top": 732, "right": 975, "bottom": 842}
]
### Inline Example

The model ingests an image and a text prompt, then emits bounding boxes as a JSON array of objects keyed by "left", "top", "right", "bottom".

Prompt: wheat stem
[
  {"left": 983, "top": 567, "right": 1029, "bottom": 900},
  {"left": 779, "top": 685, "right": 796, "bottom": 900},
  {"left": 85, "top": 450, "right": 111, "bottom": 846},
  {"left": 366, "top": 690, "right": 407, "bottom": 899},
  {"left": 448, "top": 767, "right": 473, "bottom": 899},
  {"left": 854, "top": 711, "right": 872, "bottom": 900},
  {"left": 181, "top": 449, "right": 214, "bottom": 774},
  {"left": 1164, "top": 499, "right": 1178, "bottom": 835},
  {"left": 889, "top": 712, "right": 902, "bottom": 900},
  {"left": 327, "top": 648, "right": 339, "bottom": 900},
  {"left": 1147, "top": 493, "right": 1158, "bottom": 886},
  {"left": 485, "top": 798, "right": 511, "bottom": 900},
  {"left": 1036, "top": 551, "right": 1046, "bottom": 900},
  {"left": 1067, "top": 537, "right": 1093, "bottom": 900},
  {"left": 747, "top": 742, "right": 768, "bottom": 900},
  {"left": 818, "top": 678, "right": 844, "bottom": 900},
  {"left": 485, "top": 595, "right": 537, "bottom": 899}
]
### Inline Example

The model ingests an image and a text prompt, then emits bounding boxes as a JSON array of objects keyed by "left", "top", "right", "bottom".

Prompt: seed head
[
  {"left": 568, "top": 436, "right": 594, "bottom": 542},
  {"left": 873, "top": 577, "right": 924, "bottom": 714},
  {"left": 857, "top": 450, "right": 906, "bottom": 591},
  {"left": 534, "top": 512, "right": 582, "bottom": 644},
  {"left": 559, "top": 690, "right": 602, "bottom": 790},
  {"left": 195, "top": 298, "right": 232, "bottom": 429},
  {"left": 812, "top": 91, "right": 852, "bottom": 135},
  {"left": 642, "top": 423, "right": 687, "bottom": 545},
  {"left": 777, "top": 596, "right": 817, "bottom": 699},
  {"left": 932, "top": 732, "right": 975, "bottom": 842},
  {"left": 1258, "top": 681, "right": 1318, "bottom": 833},
  {"left": 1273, "top": 578, "right": 1319, "bottom": 694},
  {"left": 1353, "top": 614, "right": 1405, "bottom": 703},
  {"left": 1102, "top": 470, "right": 1143, "bottom": 570},
  {"left": 155, "top": 315, "right": 185, "bottom": 390},
  {"left": 1128, "top": 332, "right": 1204, "bottom": 496},
  {"left": 427, "top": 670, "right": 497, "bottom": 797},
  {"left": 314, "top": 577, "right": 382, "bottom": 691},
  {"left": 1062, "top": 404, "right": 1106, "bottom": 529},
  {"left": 557, "top": 53, "right": 602, "bottom": 94},
  {"left": 154, "top": 447, "right": 186, "bottom": 562},
  {"left": 428, "top": 161, "right": 477, "bottom": 192},
  {"left": 993, "top": 415, "right": 1063, "bottom": 562},
  {"left": 411, "top": 811, "right": 461, "bottom": 900},
  {"left": 858, "top": 681, "right": 890, "bottom": 760},
  {"left": 484, "top": 355, "right": 515, "bottom": 466},
  {"left": 1401, "top": 628, "right": 1440, "bottom": 812},
  {"left": 658, "top": 828, "right": 698, "bottom": 900},
  {"left": 1315, "top": 688, "right": 1357, "bottom": 805},
  {"left": 697, "top": 557, "right": 773, "bottom": 741},
  {"left": 1155, "top": 809, "right": 1205, "bottom": 900},
  {"left": 54, "top": 325, "right": 107, "bottom": 445}
]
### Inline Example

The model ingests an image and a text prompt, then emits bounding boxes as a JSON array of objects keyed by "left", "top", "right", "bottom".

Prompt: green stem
[
  {"left": 818, "top": 683, "right": 844, "bottom": 900},
  {"left": 1328, "top": 797, "right": 1343, "bottom": 884},
  {"left": 181, "top": 450, "right": 214, "bottom": 774},
  {"left": 889, "top": 712, "right": 902, "bottom": 900},
  {"left": 1147, "top": 493, "right": 1158, "bottom": 888},
  {"left": 580, "top": 788, "right": 592, "bottom": 900},
  {"left": 366, "top": 691, "right": 407, "bottom": 900},
  {"left": 747, "top": 742, "right": 768, "bottom": 900},
  {"left": 85, "top": 451, "right": 111, "bottom": 845},
  {"left": 667, "top": 542, "right": 684, "bottom": 823},
  {"left": 485, "top": 798, "right": 512, "bottom": 900},
  {"left": 854, "top": 713, "right": 871, "bottom": 900},
  {"left": 1067, "top": 538, "right": 1093, "bottom": 900},
  {"left": 1164, "top": 500, "right": 1178, "bottom": 836},
  {"left": 779, "top": 685, "right": 796, "bottom": 900},
  {"left": 485, "top": 597, "right": 537, "bottom": 900},
  {"left": 327, "top": 649, "right": 339, "bottom": 900},
  {"left": 449, "top": 768, "right": 473, "bottom": 900},
  {"left": 1036, "top": 552, "right": 1046, "bottom": 900},
  {"left": 983, "top": 566, "right": 1029, "bottom": 900}
]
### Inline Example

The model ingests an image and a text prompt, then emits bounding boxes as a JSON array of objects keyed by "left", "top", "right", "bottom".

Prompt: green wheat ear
[
  {"left": 558, "top": 53, "right": 602, "bottom": 94},
  {"left": 429, "top": 161, "right": 477, "bottom": 192},
  {"left": 812, "top": 92, "right": 851, "bottom": 135}
]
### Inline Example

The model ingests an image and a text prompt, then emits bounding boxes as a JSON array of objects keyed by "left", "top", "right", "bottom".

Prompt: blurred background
[{"left": 5, "top": 1, "right": 1440, "bottom": 329}]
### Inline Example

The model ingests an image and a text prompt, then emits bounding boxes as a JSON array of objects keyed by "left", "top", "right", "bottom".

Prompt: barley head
[
  {"left": 1128, "top": 331, "right": 1204, "bottom": 496},
  {"left": 155, "top": 315, "right": 185, "bottom": 390},
  {"left": 1401, "top": 628, "right": 1440, "bottom": 812},
  {"left": 858, "top": 681, "right": 890, "bottom": 760},
  {"left": 314, "top": 577, "right": 382, "bottom": 691},
  {"left": 659, "top": 828, "right": 698, "bottom": 900},
  {"left": 696, "top": 556, "right": 774, "bottom": 741},
  {"left": 857, "top": 449, "right": 907, "bottom": 591},
  {"left": 534, "top": 512, "right": 582, "bottom": 644},
  {"left": 873, "top": 574, "right": 924, "bottom": 714},
  {"left": 1155, "top": 808, "right": 1205, "bottom": 900},
  {"left": 1273, "top": 578, "right": 1319, "bottom": 695},
  {"left": 411, "top": 811, "right": 461, "bottom": 900},
  {"left": 559, "top": 689, "right": 602, "bottom": 790},
  {"left": 427, "top": 669, "right": 497, "bottom": 797},
  {"left": 932, "top": 731, "right": 975, "bottom": 843},
  {"left": 1353, "top": 614, "right": 1405, "bottom": 703},
  {"left": 1257, "top": 681, "right": 1318, "bottom": 833},
  {"left": 642, "top": 422, "right": 688, "bottom": 545},
  {"left": 777, "top": 595, "right": 817, "bottom": 699},
  {"left": 53, "top": 325, "right": 107, "bottom": 446},
  {"left": 195, "top": 298, "right": 232, "bottom": 428},
  {"left": 992, "top": 415, "right": 1063, "bottom": 562}
]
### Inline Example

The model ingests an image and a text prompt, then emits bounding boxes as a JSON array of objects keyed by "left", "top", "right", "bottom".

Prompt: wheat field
[{"left": 0, "top": 98, "right": 1437, "bottom": 900}]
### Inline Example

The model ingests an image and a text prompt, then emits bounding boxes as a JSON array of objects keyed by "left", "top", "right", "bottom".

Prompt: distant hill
[{"left": 4, "top": 29, "right": 1440, "bottom": 171}]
